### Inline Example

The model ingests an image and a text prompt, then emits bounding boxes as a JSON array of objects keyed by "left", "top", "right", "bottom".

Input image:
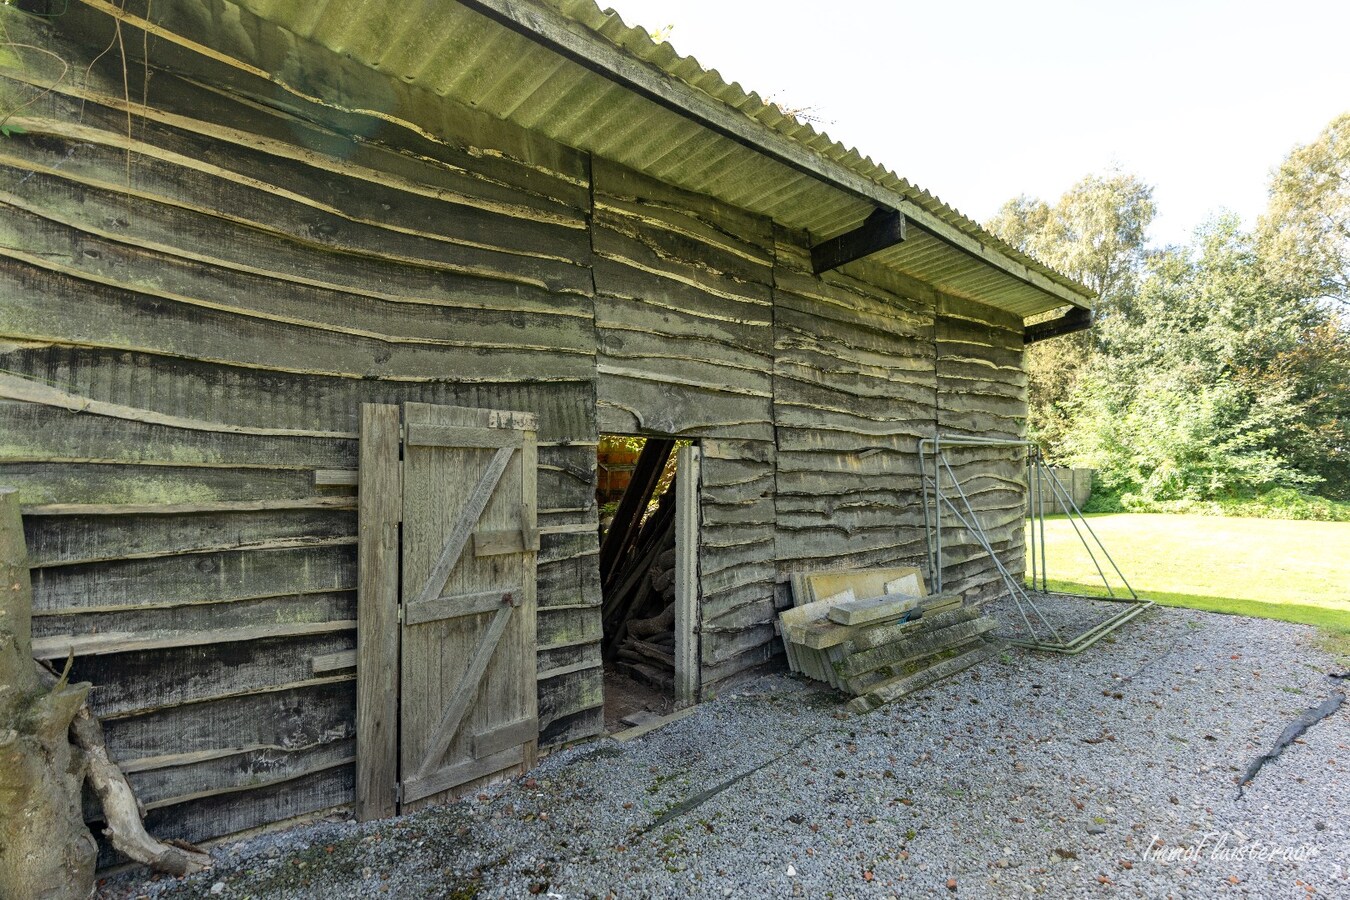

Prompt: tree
[
  {"left": 1069, "top": 214, "right": 1349, "bottom": 501},
  {"left": 1259, "top": 113, "right": 1350, "bottom": 307},
  {"left": 985, "top": 170, "right": 1156, "bottom": 453}
]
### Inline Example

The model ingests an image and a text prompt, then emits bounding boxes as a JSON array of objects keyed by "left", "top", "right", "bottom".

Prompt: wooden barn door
[{"left": 356, "top": 402, "right": 539, "bottom": 817}]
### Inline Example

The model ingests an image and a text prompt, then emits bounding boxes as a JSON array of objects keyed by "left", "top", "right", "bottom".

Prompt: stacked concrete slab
[{"left": 780, "top": 567, "right": 1003, "bottom": 713}]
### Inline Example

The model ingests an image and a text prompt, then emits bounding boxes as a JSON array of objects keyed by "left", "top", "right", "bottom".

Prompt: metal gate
[{"left": 355, "top": 403, "right": 539, "bottom": 818}]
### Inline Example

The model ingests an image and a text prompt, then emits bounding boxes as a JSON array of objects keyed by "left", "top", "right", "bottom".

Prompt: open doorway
[{"left": 596, "top": 435, "right": 697, "bottom": 731}]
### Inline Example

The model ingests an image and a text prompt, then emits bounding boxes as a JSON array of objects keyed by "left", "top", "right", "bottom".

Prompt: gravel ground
[{"left": 98, "top": 607, "right": 1349, "bottom": 899}]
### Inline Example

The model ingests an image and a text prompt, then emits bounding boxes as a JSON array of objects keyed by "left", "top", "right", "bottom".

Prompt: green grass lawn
[{"left": 1028, "top": 513, "right": 1350, "bottom": 633}]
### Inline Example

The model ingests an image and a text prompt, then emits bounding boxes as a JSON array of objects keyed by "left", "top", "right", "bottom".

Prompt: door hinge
[
  {"left": 394, "top": 783, "right": 403, "bottom": 805},
  {"left": 397, "top": 605, "right": 404, "bottom": 624}
]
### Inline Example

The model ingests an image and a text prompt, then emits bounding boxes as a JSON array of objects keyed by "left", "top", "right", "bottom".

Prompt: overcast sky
[{"left": 605, "top": 0, "right": 1349, "bottom": 247}]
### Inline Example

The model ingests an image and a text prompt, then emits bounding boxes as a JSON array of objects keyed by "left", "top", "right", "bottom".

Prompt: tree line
[{"left": 987, "top": 113, "right": 1349, "bottom": 513}]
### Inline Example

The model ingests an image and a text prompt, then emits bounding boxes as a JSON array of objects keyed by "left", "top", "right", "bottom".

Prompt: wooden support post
[
  {"left": 810, "top": 208, "right": 906, "bottom": 274},
  {"left": 1024, "top": 306, "right": 1093, "bottom": 344},
  {"left": 355, "top": 405, "right": 401, "bottom": 821},
  {"left": 674, "top": 446, "right": 700, "bottom": 708}
]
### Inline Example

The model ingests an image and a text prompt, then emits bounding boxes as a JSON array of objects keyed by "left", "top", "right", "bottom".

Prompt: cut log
[
  {"left": 629, "top": 602, "right": 674, "bottom": 638},
  {"left": 0, "top": 486, "right": 96, "bottom": 899}
]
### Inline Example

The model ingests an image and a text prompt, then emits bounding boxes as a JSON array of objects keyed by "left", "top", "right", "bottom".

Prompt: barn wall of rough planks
[
  {"left": 934, "top": 297, "right": 1029, "bottom": 602},
  {"left": 590, "top": 159, "right": 780, "bottom": 687},
  {"left": 0, "top": 4, "right": 1027, "bottom": 854},
  {"left": 0, "top": 7, "right": 604, "bottom": 861}
]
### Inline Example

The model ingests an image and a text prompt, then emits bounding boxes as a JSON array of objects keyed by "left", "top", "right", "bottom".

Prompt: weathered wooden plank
[
  {"left": 773, "top": 278, "right": 932, "bottom": 343},
  {"left": 598, "top": 328, "right": 773, "bottom": 387},
  {"left": 0, "top": 259, "right": 593, "bottom": 382},
  {"left": 674, "top": 446, "right": 700, "bottom": 707},
  {"left": 0, "top": 398, "right": 355, "bottom": 469},
  {"left": 539, "top": 706, "right": 604, "bottom": 749},
  {"left": 71, "top": 632, "right": 357, "bottom": 719},
  {"left": 102, "top": 740, "right": 356, "bottom": 821},
  {"left": 597, "top": 377, "right": 774, "bottom": 442},
  {"left": 592, "top": 157, "right": 775, "bottom": 258},
  {"left": 537, "top": 553, "right": 602, "bottom": 611},
  {"left": 537, "top": 605, "right": 603, "bottom": 650},
  {"left": 31, "top": 620, "right": 355, "bottom": 660},
  {"left": 0, "top": 19, "right": 590, "bottom": 214},
  {"left": 31, "top": 593, "right": 353, "bottom": 661},
  {"left": 0, "top": 116, "right": 592, "bottom": 295},
  {"left": 700, "top": 640, "right": 780, "bottom": 689},
  {"left": 356, "top": 404, "right": 400, "bottom": 821},
  {"left": 0, "top": 462, "right": 347, "bottom": 508},
  {"left": 0, "top": 161, "right": 594, "bottom": 319},
  {"left": 592, "top": 210, "right": 773, "bottom": 287},
  {"left": 701, "top": 624, "right": 776, "bottom": 666},
  {"left": 702, "top": 595, "right": 776, "bottom": 631},
  {"left": 102, "top": 680, "right": 355, "bottom": 766},
  {"left": 537, "top": 666, "right": 603, "bottom": 739},
  {"left": 0, "top": 201, "right": 596, "bottom": 354},
  {"left": 24, "top": 79, "right": 590, "bottom": 250},
  {"left": 536, "top": 641, "right": 602, "bottom": 679},
  {"left": 592, "top": 256, "right": 771, "bottom": 323},
  {"left": 30, "top": 544, "right": 354, "bottom": 614},
  {"left": 0, "top": 345, "right": 595, "bottom": 440},
  {"left": 22, "top": 507, "right": 355, "bottom": 568}
]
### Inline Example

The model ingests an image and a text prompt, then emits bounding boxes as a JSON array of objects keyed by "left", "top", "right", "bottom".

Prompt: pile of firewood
[
  {"left": 598, "top": 438, "right": 681, "bottom": 691},
  {"left": 612, "top": 539, "right": 678, "bottom": 690},
  {"left": 601, "top": 488, "right": 678, "bottom": 690}
]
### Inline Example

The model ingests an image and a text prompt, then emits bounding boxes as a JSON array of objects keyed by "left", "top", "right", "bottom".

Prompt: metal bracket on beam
[
  {"left": 1024, "top": 306, "right": 1093, "bottom": 344},
  {"left": 810, "top": 208, "right": 907, "bottom": 274}
]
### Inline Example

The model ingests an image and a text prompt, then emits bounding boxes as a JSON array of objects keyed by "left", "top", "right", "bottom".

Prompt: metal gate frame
[{"left": 919, "top": 433, "right": 1152, "bottom": 654}]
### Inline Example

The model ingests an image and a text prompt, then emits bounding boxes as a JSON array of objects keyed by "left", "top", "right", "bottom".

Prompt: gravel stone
[{"left": 96, "top": 607, "right": 1349, "bottom": 899}]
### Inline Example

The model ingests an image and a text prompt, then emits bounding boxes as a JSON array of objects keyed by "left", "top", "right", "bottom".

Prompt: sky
[{"left": 605, "top": 0, "right": 1349, "bottom": 247}]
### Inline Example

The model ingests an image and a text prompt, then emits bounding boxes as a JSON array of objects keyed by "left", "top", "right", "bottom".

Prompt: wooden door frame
[
  {"left": 354, "top": 402, "right": 539, "bottom": 820},
  {"left": 673, "top": 444, "right": 701, "bottom": 708},
  {"left": 355, "top": 403, "right": 402, "bottom": 821}
]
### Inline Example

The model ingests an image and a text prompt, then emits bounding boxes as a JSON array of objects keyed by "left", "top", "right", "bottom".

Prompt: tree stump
[{"left": 0, "top": 487, "right": 97, "bottom": 899}]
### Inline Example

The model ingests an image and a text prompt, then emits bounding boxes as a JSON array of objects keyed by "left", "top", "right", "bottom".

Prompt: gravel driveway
[{"left": 99, "top": 606, "right": 1349, "bottom": 899}]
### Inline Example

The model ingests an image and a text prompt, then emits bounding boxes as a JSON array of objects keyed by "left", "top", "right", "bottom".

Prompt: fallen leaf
[{"left": 946, "top": 877, "right": 958, "bottom": 891}]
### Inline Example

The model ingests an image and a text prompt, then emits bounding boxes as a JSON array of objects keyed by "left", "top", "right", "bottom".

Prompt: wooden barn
[{"left": 0, "top": 0, "right": 1093, "bottom": 857}]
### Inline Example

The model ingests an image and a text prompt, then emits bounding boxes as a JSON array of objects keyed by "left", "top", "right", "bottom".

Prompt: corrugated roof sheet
[{"left": 166, "top": 0, "right": 1096, "bottom": 316}]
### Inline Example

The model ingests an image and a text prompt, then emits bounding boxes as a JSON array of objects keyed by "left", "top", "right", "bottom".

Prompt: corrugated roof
[{"left": 149, "top": 0, "right": 1096, "bottom": 316}]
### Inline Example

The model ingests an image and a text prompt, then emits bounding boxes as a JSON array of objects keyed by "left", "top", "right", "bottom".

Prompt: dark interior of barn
[{"left": 595, "top": 436, "right": 685, "bottom": 730}]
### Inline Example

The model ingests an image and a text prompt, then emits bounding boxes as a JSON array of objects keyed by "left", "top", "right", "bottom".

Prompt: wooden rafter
[{"left": 810, "top": 208, "right": 906, "bottom": 274}]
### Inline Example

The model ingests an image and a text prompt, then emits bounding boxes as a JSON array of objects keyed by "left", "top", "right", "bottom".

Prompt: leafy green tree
[
  {"left": 1071, "top": 214, "right": 1349, "bottom": 500},
  {"left": 1259, "top": 113, "right": 1349, "bottom": 307},
  {"left": 985, "top": 170, "right": 1155, "bottom": 453}
]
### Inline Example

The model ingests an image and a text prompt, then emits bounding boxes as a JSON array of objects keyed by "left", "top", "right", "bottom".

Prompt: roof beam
[
  {"left": 810, "top": 208, "right": 906, "bottom": 274},
  {"left": 453, "top": 0, "right": 1091, "bottom": 310},
  {"left": 1024, "top": 306, "right": 1093, "bottom": 344}
]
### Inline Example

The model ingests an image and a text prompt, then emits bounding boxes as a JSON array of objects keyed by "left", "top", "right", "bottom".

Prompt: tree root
[{"left": 38, "top": 664, "right": 212, "bottom": 876}]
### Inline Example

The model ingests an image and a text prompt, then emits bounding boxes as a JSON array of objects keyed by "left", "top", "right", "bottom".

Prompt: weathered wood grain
[
  {"left": 23, "top": 507, "right": 355, "bottom": 568},
  {"left": 30, "top": 545, "right": 354, "bottom": 614},
  {"left": 72, "top": 632, "right": 357, "bottom": 719}
]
